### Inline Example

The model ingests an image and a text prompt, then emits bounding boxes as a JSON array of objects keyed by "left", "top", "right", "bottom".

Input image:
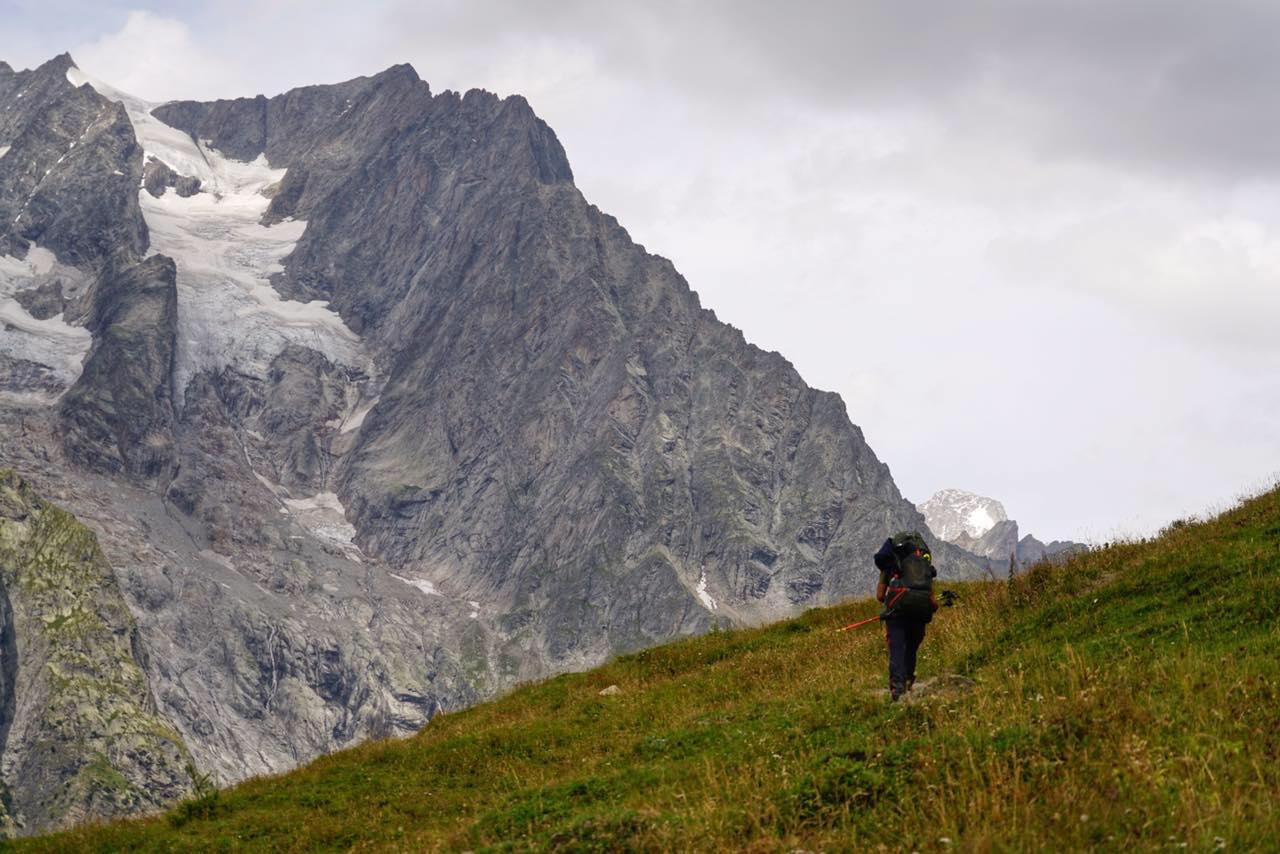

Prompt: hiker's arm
[{"left": 873, "top": 539, "right": 896, "bottom": 604}]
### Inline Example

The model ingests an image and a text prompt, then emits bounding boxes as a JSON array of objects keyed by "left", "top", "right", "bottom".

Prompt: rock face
[
  {"left": 0, "top": 53, "right": 986, "bottom": 828},
  {"left": 1017, "top": 533, "right": 1047, "bottom": 564},
  {"left": 965, "top": 519, "right": 1020, "bottom": 563},
  {"left": 0, "top": 471, "right": 191, "bottom": 836},
  {"left": 0, "top": 55, "right": 147, "bottom": 268},
  {"left": 58, "top": 255, "right": 179, "bottom": 479},
  {"left": 0, "top": 54, "right": 171, "bottom": 474}
]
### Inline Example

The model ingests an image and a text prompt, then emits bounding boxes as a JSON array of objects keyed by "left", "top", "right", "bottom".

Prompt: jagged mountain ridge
[
  {"left": 0, "top": 53, "right": 984, "bottom": 832},
  {"left": 918, "top": 488, "right": 1086, "bottom": 570}
]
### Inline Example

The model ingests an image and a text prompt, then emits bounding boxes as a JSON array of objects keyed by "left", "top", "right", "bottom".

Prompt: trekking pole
[
  {"left": 838, "top": 588, "right": 906, "bottom": 632},
  {"left": 837, "top": 614, "right": 882, "bottom": 632}
]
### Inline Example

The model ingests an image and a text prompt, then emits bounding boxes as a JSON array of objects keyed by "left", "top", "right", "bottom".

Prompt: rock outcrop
[
  {"left": 0, "top": 471, "right": 191, "bottom": 836},
  {"left": 58, "top": 255, "right": 179, "bottom": 479},
  {"left": 0, "top": 54, "right": 176, "bottom": 480},
  {"left": 966, "top": 519, "right": 1020, "bottom": 563}
]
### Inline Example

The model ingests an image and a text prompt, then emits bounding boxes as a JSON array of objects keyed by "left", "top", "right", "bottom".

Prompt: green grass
[{"left": 19, "top": 488, "right": 1280, "bottom": 852}]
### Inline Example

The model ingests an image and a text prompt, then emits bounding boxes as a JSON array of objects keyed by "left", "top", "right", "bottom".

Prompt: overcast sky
[{"left": 4, "top": 1, "right": 1278, "bottom": 541}]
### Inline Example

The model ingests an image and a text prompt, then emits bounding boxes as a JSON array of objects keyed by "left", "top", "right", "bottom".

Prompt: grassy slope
[{"left": 19, "top": 488, "right": 1280, "bottom": 852}]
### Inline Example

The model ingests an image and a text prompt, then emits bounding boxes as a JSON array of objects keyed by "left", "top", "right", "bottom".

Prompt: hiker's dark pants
[{"left": 885, "top": 618, "right": 927, "bottom": 693}]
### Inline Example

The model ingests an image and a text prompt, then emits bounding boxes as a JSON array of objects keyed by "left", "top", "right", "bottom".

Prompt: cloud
[
  {"left": 377, "top": 0, "right": 1280, "bottom": 179},
  {"left": 72, "top": 9, "right": 245, "bottom": 102}
]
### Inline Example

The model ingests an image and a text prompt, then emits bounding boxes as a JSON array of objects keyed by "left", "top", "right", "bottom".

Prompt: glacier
[{"left": 66, "top": 64, "right": 368, "bottom": 405}]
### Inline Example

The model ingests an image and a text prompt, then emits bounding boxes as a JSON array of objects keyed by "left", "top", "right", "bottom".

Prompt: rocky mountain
[
  {"left": 1015, "top": 534, "right": 1088, "bottom": 565},
  {"left": 918, "top": 488, "right": 1008, "bottom": 543},
  {"left": 0, "top": 53, "right": 984, "bottom": 832},
  {"left": 918, "top": 489, "right": 1085, "bottom": 574}
]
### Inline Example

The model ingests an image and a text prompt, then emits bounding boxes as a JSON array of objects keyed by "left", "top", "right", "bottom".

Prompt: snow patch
[
  {"left": 696, "top": 570, "right": 717, "bottom": 611},
  {"left": 339, "top": 396, "right": 379, "bottom": 434},
  {"left": 282, "top": 492, "right": 362, "bottom": 557},
  {"left": 25, "top": 246, "right": 56, "bottom": 275},
  {"left": 0, "top": 246, "right": 92, "bottom": 402},
  {"left": 68, "top": 63, "right": 367, "bottom": 404},
  {"left": 0, "top": 146, "right": 10, "bottom": 160},
  {"left": 389, "top": 574, "right": 442, "bottom": 597},
  {"left": 966, "top": 506, "right": 996, "bottom": 536}
]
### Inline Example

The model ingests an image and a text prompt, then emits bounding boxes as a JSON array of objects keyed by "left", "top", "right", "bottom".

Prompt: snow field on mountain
[
  {"left": 141, "top": 180, "right": 365, "bottom": 401},
  {"left": 68, "top": 63, "right": 366, "bottom": 404},
  {"left": 389, "top": 574, "right": 443, "bottom": 597},
  {"left": 281, "top": 491, "right": 362, "bottom": 559},
  {"left": 919, "top": 488, "right": 1009, "bottom": 541},
  {"left": 696, "top": 569, "right": 718, "bottom": 610},
  {"left": 0, "top": 245, "right": 91, "bottom": 401},
  {"left": 334, "top": 395, "right": 379, "bottom": 434},
  {"left": 966, "top": 505, "right": 996, "bottom": 535}
]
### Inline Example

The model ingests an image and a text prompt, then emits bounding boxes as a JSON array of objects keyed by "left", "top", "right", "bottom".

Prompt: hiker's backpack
[{"left": 879, "top": 531, "right": 936, "bottom": 622}]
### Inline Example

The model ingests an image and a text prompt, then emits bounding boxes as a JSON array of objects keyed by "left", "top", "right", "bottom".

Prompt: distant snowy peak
[{"left": 918, "top": 489, "right": 1009, "bottom": 543}]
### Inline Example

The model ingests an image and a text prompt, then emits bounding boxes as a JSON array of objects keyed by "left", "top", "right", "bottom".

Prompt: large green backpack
[{"left": 882, "top": 531, "right": 936, "bottom": 622}]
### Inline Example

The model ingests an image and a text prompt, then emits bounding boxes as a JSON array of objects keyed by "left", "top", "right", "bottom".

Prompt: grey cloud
[{"left": 373, "top": 0, "right": 1280, "bottom": 178}]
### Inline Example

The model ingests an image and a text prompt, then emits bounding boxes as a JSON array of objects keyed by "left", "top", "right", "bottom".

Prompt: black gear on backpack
[{"left": 875, "top": 531, "right": 936, "bottom": 622}]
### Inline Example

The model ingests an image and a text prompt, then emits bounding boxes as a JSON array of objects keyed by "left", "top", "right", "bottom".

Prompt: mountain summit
[
  {"left": 0, "top": 55, "right": 981, "bottom": 833},
  {"left": 918, "top": 488, "right": 1008, "bottom": 542}
]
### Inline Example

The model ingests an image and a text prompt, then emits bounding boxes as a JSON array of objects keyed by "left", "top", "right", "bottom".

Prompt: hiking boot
[{"left": 889, "top": 681, "right": 904, "bottom": 702}]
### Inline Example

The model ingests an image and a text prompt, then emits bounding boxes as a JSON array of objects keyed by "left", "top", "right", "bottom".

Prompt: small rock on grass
[{"left": 598, "top": 684, "right": 621, "bottom": 696}]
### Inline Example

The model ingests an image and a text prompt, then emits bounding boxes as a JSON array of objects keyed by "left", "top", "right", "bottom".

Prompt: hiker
[{"left": 874, "top": 532, "right": 939, "bottom": 701}]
